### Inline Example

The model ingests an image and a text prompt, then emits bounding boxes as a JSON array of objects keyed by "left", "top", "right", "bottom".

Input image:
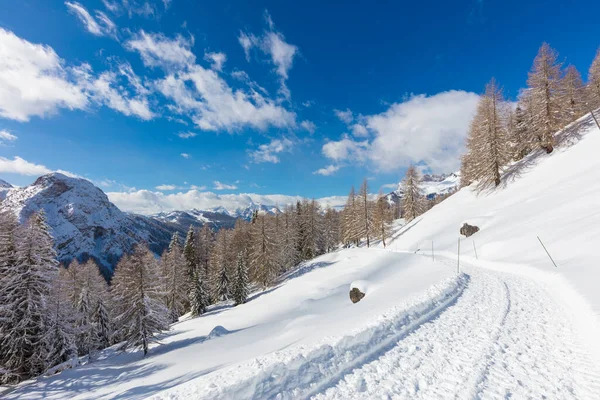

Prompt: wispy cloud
[
  {"left": 334, "top": 108, "right": 353, "bottom": 124},
  {"left": 0, "top": 129, "right": 17, "bottom": 145},
  {"left": 313, "top": 165, "right": 340, "bottom": 176},
  {"left": 213, "top": 181, "right": 238, "bottom": 190},
  {"left": 65, "top": 2, "right": 117, "bottom": 39},
  {"left": 180, "top": 153, "right": 191, "bottom": 159},
  {"left": 178, "top": 131, "right": 197, "bottom": 139},
  {"left": 0, "top": 156, "right": 79, "bottom": 177},
  {"left": 250, "top": 138, "right": 293, "bottom": 163}
]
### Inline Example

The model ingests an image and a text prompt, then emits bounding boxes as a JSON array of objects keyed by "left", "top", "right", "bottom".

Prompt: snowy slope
[
  {"left": 0, "top": 178, "right": 12, "bottom": 201},
  {"left": 1, "top": 249, "right": 457, "bottom": 399},
  {"left": 4, "top": 116, "right": 600, "bottom": 399}
]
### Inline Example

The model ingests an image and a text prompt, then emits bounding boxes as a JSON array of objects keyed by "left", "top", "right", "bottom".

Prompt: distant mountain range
[{"left": 0, "top": 172, "right": 459, "bottom": 275}]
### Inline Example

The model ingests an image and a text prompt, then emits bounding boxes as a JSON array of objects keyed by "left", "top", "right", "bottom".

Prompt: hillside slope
[{"left": 3, "top": 116, "right": 600, "bottom": 399}]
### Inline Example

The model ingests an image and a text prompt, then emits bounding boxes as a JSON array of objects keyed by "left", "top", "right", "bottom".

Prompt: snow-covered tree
[
  {"left": 401, "top": 166, "right": 425, "bottom": 222},
  {"left": 465, "top": 78, "right": 512, "bottom": 188},
  {"left": 527, "top": 42, "right": 563, "bottom": 153},
  {"left": 45, "top": 268, "right": 78, "bottom": 369},
  {"left": 0, "top": 211, "right": 57, "bottom": 383},
  {"left": 189, "top": 270, "right": 209, "bottom": 317},
  {"left": 232, "top": 251, "right": 249, "bottom": 306},
  {"left": 111, "top": 245, "right": 169, "bottom": 356},
  {"left": 162, "top": 233, "right": 188, "bottom": 322},
  {"left": 183, "top": 225, "right": 198, "bottom": 280}
]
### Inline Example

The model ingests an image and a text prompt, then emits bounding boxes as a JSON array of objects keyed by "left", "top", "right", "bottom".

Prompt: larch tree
[
  {"left": 162, "top": 233, "right": 188, "bottom": 322},
  {"left": 588, "top": 48, "right": 600, "bottom": 109},
  {"left": 249, "top": 211, "right": 276, "bottom": 288},
  {"left": 196, "top": 225, "right": 214, "bottom": 278},
  {"left": 280, "top": 205, "right": 299, "bottom": 271},
  {"left": 341, "top": 186, "right": 360, "bottom": 246},
  {"left": 513, "top": 100, "right": 532, "bottom": 160},
  {"left": 111, "top": 245, "right": 169, "bottom": 356},
  {"left": 401, "top": 166, "right": 424, "bottom": 222},
  {"left": 357, "top": 179, "right": 373, "bottom": 247},
  {"left": 372, "top": 192, "right": 392, "bottom": 248},
  {"left": 466, "top": 78, "right": 512, "bottom": 189},
  {"left": 560, "top": 65, "right": 586, "bottom": 124},
  {"left": 527, "top": 42, "right": 563, "bottom": 153},
  {"left": 323, "top": 207, "right": 340, "bottom": 252},
  {"left": 211, "top": 228, "right": 232, "bottom": 301},
  {"left": 0, "top": 211, "right": 57, "bottom": 383}
]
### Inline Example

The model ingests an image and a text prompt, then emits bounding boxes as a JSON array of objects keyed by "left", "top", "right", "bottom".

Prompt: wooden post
[
  {"left": 537, "top": 236, "right": 558, "bottom": 268},
  {"left": 473, "top": 241, "right": 478, "bottom": 260},
  {"left": 457, "top": 238, "right": 460, "bottom": 274}
]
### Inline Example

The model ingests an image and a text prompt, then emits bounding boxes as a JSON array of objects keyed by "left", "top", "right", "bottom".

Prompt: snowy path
[{"left": 314, "top": 259, "right": 600, "bottom": 400}]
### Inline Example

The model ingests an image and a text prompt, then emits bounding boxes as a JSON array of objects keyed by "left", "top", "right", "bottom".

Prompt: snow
[
  {"left": 4, "top": 116, "right": 600, "bottom": 399},
  {"left": 1, "top": 249, "right": 455, "bottom": 399}
]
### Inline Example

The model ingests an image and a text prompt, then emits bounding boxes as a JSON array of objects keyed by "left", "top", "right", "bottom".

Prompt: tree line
[{"left": 461, "top": 44, "right": 600, "bottom": 189}]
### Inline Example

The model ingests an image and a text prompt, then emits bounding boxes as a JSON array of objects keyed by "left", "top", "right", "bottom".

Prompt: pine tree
[
  {"left": 279, "top": 207, "right": 299, "bottom": 271},
  {"left": 111, "top": 245, "right": 169, "bottom": 356},
  {"left": 527, "top": 42, "right": 563, "bottom": 153},
  {"left": 466, "top": 78, "right": 512, "bottom": 189},
  {"left": 372, "top": 193, "right": 392, "bottom": 247},
  {"left": 211, "top": 229, "right": 232, "bottom": 300},
  {"left": 183, "top": 225, "right": 198, "bottom": 280},
  {"left": 0, "top": 211, "right": 57, "bottom": 383},
  {"left": 401, "top": 166, "right": 424, "bottom": 222},
  {"left": 162, "top": 233, "right": 188, "bottom": 322},
  {"left": 560, "top": 65, "right": 586, "bottom": 124},
  {"left": 45, "top": 268, "right": 78, "bottom": 369},
  {"left": 197, "top": 225, "right": 214, "bottom": 278},
  {"left": 0, "top": 210, "right": 21, "bottom": 374},
  {"left": 588, "top": 48, "right": 600, "bottom": 110},
  {"left": 232, "top": 252, "right": 249, "bottom": 305},
  {"left": 189, "top": 270, "right": 209, "bottom": 317},
  {"left": 92, "top": 292, "right": 112, "bottom": 350}
]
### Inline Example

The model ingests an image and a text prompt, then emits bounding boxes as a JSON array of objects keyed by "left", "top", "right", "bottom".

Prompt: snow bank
[{"left": 149, "top": 273, "right": 467, "bottom": 400}]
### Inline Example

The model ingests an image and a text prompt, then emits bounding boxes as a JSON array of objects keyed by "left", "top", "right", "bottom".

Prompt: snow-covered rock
[{"left": 0, "top": 178, "right": 13, "bottom": 201}]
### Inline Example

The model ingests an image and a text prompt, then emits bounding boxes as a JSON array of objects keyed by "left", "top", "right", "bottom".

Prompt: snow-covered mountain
[
  {"left": 0, "top": 173, "right": 232, "bottom": 274},
  {"left": 151, "top": 209, "right": 237, "bottom": 230},
  {"left": 208, "top": 203, "right": 282, "bottom": 219},
  {"left": 0, "top": 179, "right": 13, "bottom": 201},
  {"left": 387, "top": 172, "right": 460, "bottom": 205}
]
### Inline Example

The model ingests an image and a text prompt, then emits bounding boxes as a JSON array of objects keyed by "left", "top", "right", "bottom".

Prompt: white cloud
[
  {"left": 178, "top": 131, "right": 197, "bottom": 139},
  {"left": 65, "top": 2, "right": 117, "bottom": 39},
  {"left": 334, "top": 108, "right": 353, "bottom": 124},
  {"left": 102, "top": 0, "right": 120, "bottom": 13},
  {"left": 322, "top": 91, "right": 480, "bottom": 174},
  {"left": 250, "top": 138, "right": 293, "bottom": 163},
  {"left": 180, "top": 153, "right": 191, "bottom": 159},
  {"left": 213, "top": 181, "right": 237, "bottom": 190},
  {"left": 351, "top": 123, "right": 368, "bottom": 137},
  {"left": 107, "top": 188, "right": 346, "bottom": 215},
  {"left": 300, "top": 120, "right": 316, "bottom": 134},
  {"left": 125, "top": 31, "right": 195, "bottom": 70},
  {"left": 74, "top": 65, "right": 154, "bottom": 120},
  {"left": 322, "top": 135, "right": 369, "bottom": 162},
  {"left": 0, "top": 129, "right": 17, "bottom": 144},
  {"left": 366, "top": 90, "right": 479, "bottom": 172},
  {"left": 204, "top": 52, "right": 226, "bottom": 71},
  {"left": 156, "top": 184, "right": 177, "bottom": 191},
  {"left": 0, "top": 28, "right": 88, "bottom": 121},
  {"left": 314, "top": 165, "right": 340, "bottom": 176},
  {"left": 238, "top": 12, "right": 298, "bottom": 99},
  {"left": 0, "top": 156, "right": 79, "bottom": 178}
]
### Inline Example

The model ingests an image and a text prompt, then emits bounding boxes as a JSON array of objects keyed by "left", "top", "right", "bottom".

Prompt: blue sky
[{"left": 0, "top": 0, "right": 599, "bottom": 213}]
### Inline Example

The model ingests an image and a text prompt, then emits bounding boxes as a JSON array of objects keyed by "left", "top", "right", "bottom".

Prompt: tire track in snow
[{"left": 312, "top": 259, "right": 600, "bottom": 400}]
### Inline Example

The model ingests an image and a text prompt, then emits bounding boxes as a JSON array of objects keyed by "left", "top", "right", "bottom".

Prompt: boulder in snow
[
  {"left": 460, "top": 223, "right": 480, "bottom": 237},
  {"left": 349, "top": 288, "right": 365, "bottom": 303}
]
